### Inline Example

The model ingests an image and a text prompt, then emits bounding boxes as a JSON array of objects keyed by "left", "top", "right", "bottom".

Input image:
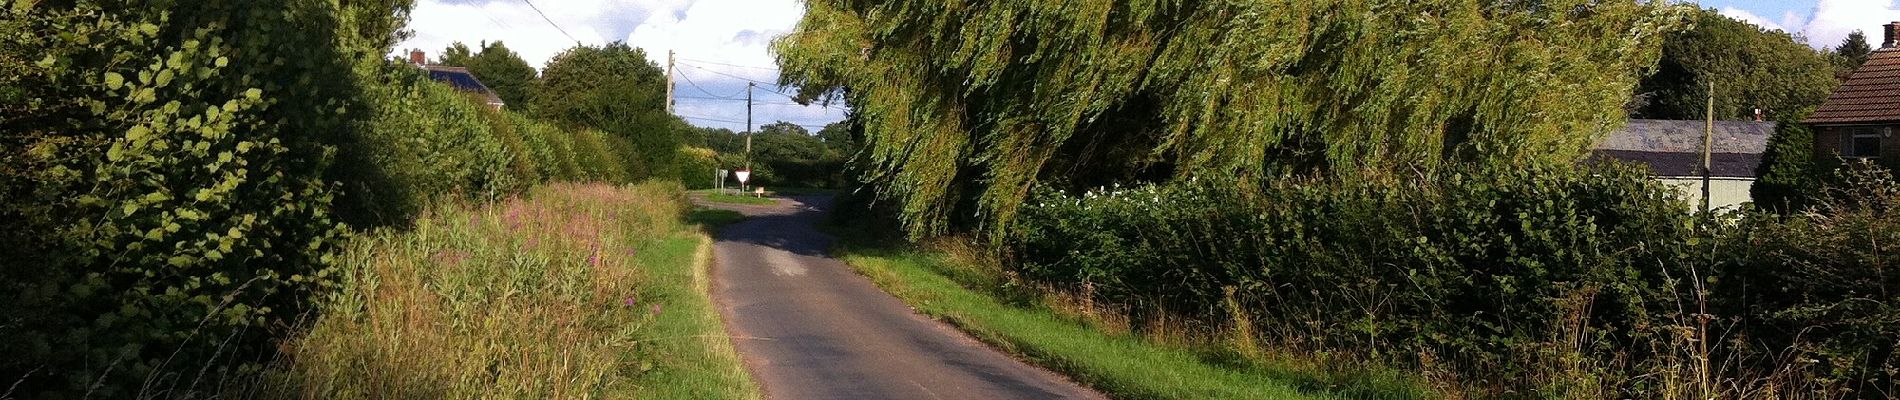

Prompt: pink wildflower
[{"left": 649, "top": 303, "right": 663, "bottom": 317}]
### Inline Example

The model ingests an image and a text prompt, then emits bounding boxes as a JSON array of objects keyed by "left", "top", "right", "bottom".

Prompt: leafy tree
[
  {"left": 438, "top": 41, "right": 474, "bottom": 66},
  {"left": 338, "top": 0, "right": 415, "bottom": 51},
  {"left": 1835, "top": 30, "right": 1874, "bottom": 77},
  {"left": 1634, "top": 8, "right": 1839, "bottom": 121},
  {"left": 777, "top": 0, "right": 1690, "bottom": 236},
  {"left": 1752, "top": 122, "right": 1820, "bottom": 213},
  {"left": 463, "top": 41, "right": 538, "bottom": 107},
  {"left": 534, "top": 42, "right": 680, "bottom": 179}
]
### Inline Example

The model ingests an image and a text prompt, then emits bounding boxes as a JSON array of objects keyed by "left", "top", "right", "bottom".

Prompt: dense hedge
[
  {"left": 2, "top": 3, "right": 359, "bottom": 396},
  {"left": 1007, "top": 162, "right": 1900, "bottom": 396},
  {"left": 329, "top": 61, "right": 651, "bottom": 228},
  {"left": 1010, "top": 164, "right": 1701, "bottom": 392},
  {"left": 0, "top": 1, "right": 657, "bottom": 396}
]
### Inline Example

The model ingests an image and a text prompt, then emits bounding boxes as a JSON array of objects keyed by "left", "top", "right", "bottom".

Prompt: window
[{"left": 1845, "top": 127, "right": 1884, "bottom": 158}]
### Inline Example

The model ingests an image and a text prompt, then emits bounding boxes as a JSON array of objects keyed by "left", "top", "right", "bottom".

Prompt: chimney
[
  {"left": 409, "top": 49, "right": 426, "bottom": 66},
  {"left": 1885, "top": 22, "right": 1900, "bottom": 49}
]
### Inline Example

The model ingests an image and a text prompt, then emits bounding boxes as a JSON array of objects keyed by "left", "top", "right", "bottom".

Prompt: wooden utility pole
[
  {"left": 664, "top": 50, "right": 675, "bottom": 113},
  {"left": 745, "top": 82, "right": 755, "bottom": 164},
  {"left": 1702, "top": 80, "right": 1714, "bottom": 215}
]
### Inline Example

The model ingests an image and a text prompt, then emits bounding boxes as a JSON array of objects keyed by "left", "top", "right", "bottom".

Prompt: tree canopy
[
  {"left": 534, "top": 42, "right": 680, "bottom": 178},
  {"left": 438, "top": 41, "right": 474, "bottom": 66},
  {"left": 776, "top": 0, "right": 1689, "bottom": 236},
  {"left": 1632, "top": 8, "right": 1838, "bottom": 121},
  {"left": 438, "top": 41, "right": 538, "bottom": 107},
  {"left": 1835, "top": 30, "right": 1873, "bottom": 77}
]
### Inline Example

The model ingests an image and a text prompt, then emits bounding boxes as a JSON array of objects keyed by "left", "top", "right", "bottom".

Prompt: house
[
  {"left": 1806, "top": 22, "right": 1900, "bottom": 167},
  {"left": 1589, "top": 119, "right": 1775, "bottom": 210},
  {"left": 407, "top": 49, "right": 506, "bottom": 110}
]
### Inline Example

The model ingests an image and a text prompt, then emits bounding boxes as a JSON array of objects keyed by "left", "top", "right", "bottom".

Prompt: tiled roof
[
  {"left": 1807, "top": 48, "right": 1900, "bottom": 124},
  {"left": 1588, "top": 119, "right": 1774, "bottom": 178},
  {"left": 422, "top": 65, "right": 505, "bottom": 106}
]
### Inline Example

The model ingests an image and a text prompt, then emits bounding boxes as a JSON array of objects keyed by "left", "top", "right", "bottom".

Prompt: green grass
[
  {"left": 268, "top": 182, "right": 758, "bottom": 399},
  {"left": 834, "top": 242, "right": 1433, "bottom": 399},
  {"left": 686, "top": 207, "right": 747, "bottom": 228},
  {"left": 702, "top": 192, "right": 777, "bottom": 205}
]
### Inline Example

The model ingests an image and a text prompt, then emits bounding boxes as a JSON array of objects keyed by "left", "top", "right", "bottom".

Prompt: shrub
[
  {"left": 331, "top": 62, "right": 521, "bottom": 227},
  {"left": 1009, "top": 164, "right": 1702, "bottom": 392},
  {"left": 1752, "top": 122, "right": 1821, "bottom": 213},
  {"left": 1, "top": 1, "right": 662, "bottom": 396},
  {"left": 1725, "top": 162, "right": 1900, "bottom": 396},
  {"left": 1, "top": 2, "right": 356, "bottom": 395}
]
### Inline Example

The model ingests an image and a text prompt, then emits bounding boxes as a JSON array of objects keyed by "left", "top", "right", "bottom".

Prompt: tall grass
[{"left": 264, "top": 182, "right": 756, "bottom": 399}]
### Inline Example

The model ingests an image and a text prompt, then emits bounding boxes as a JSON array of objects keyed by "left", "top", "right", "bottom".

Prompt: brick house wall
[{"left": 1812, "top": 125, "right": 1900, "bottom": 169}]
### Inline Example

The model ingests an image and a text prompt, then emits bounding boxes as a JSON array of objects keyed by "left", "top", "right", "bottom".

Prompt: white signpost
[{"left": 735, "top": 169, "right": 752, "bottom": 192}]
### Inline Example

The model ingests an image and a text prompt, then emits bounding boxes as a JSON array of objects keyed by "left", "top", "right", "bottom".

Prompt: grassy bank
[
  {"left": 832, "top": 238, "right": 1434, "bottom": 400},
  {"left": 267, "top": 182, "right": 757, "bottom": 399},
  {"left": 701, "top": 192, "right": 778, "bottom": 206}
]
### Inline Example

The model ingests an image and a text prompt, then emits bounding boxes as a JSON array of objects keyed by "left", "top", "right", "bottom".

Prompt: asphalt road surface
[{"left": 704, "top": 195, "right": 1104, "bottom": 400}]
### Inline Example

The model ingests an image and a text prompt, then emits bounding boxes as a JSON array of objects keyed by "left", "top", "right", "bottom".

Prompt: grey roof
[
  {"left": 422, "top": 65, "right": 505, "bottom": 106},
  {"left": 1587, "top": 119, "right": 1775, "bottom": 178},
  {"left": 1594, "top": 119, "right": 1774, "bottom": 154}
]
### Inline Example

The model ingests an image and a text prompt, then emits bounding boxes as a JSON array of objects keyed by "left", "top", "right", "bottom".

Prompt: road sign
[{"left": 735, "top": 169, "right": 751, "bottom": 184}]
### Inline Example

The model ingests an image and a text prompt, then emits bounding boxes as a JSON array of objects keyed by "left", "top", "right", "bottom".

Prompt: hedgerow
[
  {"left": 2, "top": 2, "right": 357, "bottom": 396},
  {"left": 1, "top": 1, "right": 664, "bottom": 396},
  {"left": 1004, "top": 161, "right": 1900, "bottom": 397}
]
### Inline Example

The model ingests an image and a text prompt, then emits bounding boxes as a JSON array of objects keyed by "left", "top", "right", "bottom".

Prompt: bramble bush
[{"left": 1723, "top": 162, "right": 1900, "bottom": 397}]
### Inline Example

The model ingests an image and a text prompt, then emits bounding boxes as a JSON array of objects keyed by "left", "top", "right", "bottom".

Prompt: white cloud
[
  {"left": 392, "top": 0, "right": 845, "bottom": 131},
  {"left": 625, "top": 0, "right": 842, "bottom": 132},
  {"left": 1721, "top": 7, "right": 1787, "bottom": 32},
  {"left": 1795, "top": 0, "right": 1900, "bottom": 48}
]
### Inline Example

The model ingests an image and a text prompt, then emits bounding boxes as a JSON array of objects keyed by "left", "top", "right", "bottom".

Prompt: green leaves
[
  {"left": 777, "top": 0, "right": 1688, "bottom": 237},
  {"left": 106, "top": 72, "right": 124, "bottom": 90}
]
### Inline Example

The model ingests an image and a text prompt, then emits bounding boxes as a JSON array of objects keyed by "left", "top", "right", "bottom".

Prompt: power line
[
  {"left": 674, "top": 95, "right": 848, "bottom": 111},
  {"left": 679, "top": 58, "right": 781, "bottom": 71},
  {"left": 678, "top": 72, "right": 747, "bottom": 99},
  {"left": 455, "top": 0, "right": 515, "bottom": 31},
  {"left": 679, "top": 115, "right": 747, "bottom": 124},
  {"left": 520, "top": 0, "right": 579, "bottom": 43},
  {"left": 679, "top": 62, "right": 777, "bottom": 85}
]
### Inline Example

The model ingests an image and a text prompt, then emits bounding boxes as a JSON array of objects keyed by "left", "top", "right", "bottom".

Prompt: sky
[
  {"left": 393, "top": 0, "right": 846, "bottom": 132},
  {"left": 393, "top": 1, "right": 1900, "bottom": 132},
  {"left": 1702, "top": 0, "right": 1900, "bottom": 48}
]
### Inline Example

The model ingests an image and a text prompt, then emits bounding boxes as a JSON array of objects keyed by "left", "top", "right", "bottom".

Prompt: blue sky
[
  {"left": 1699, "top": 0, "right": 1900, "bottom": 48},
  {"left": 394, "top": 0, "right": 847, "bottom": 133}
]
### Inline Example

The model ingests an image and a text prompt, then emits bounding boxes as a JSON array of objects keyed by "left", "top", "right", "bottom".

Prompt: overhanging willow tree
[{"left": 775, "top": 0, "right": 1688, "bottom": 237}]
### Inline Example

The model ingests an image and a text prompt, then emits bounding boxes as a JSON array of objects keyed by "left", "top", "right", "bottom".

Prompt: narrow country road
[{"left": 702, "top": 195, "right": 1104, "bottom": 400}]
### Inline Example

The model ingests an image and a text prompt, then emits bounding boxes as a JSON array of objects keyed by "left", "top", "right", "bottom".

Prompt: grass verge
[
  {"left": 267, "top": 182, "right": 758, "bottom": 399},
  {"left": 702, "top": 192, "right": 777, "bottom": 206},
  {"left": 834, "top": 240, "right": 1433, "bottom": 399}
]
